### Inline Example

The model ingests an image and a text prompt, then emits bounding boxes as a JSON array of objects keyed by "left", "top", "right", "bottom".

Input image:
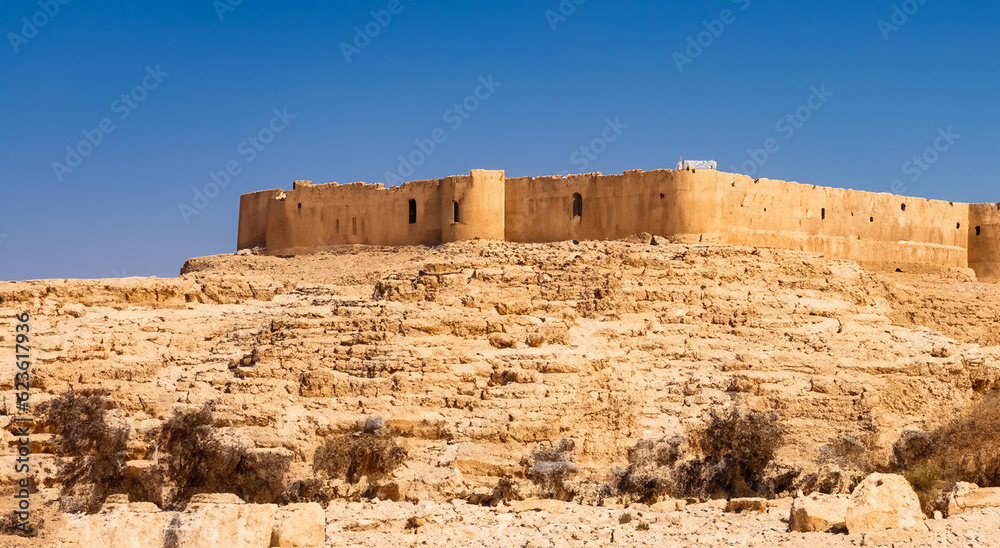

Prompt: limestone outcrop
[
  {"left": 945, "top": 483, "right": 1000, "bottom": 516},
  {"left": 1, "top": 238, "right": 999, "bottom": 546},
  {"left": 788, "top": 493, "right": 850, "bottom": 533}
]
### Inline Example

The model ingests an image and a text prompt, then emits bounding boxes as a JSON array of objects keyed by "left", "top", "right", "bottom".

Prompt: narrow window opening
[
  {"left": 821, "top": 208, "right": 826, "bottom": 220},
  {"left": 408, "top": 199, "right": 417, "bottom": 224},
  {"left": 336, "top": 219, "right": 340, "bottom": 232},
  {"left": 297, "top": 203, "right": 302, "bottom": 209},
  {"left": 659, "top": 193, "right": 665, "bottom": 199},
  {"left": 572, "top": 193, "right": 583, "bottom": 219},
  {"left": 901, "top": 203, "right": 906, "bottom": 211},
  {"left": 976, "top": 226, "right": 982, "bottom": 236},
  {"left": 957, "top": 222, "right": 961, "bottom": 229},
  {"left": 870, "top": 216, "right": 874, "bottom": 223},
  {"left": 453, "top": 201, "right": 460, "bottom": 223},
  {"left": 352, "top": 217, "right": 357, "bottom": 235}
]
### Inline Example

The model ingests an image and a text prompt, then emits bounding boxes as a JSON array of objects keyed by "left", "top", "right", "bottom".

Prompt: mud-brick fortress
[{"left": 238, "top": 168, "right": 1000, "bottom": 282}]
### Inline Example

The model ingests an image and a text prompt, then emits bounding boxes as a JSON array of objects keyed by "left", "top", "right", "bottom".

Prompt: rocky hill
[{"left": 1, "top": 236, "right": 999, "bottom": 546}]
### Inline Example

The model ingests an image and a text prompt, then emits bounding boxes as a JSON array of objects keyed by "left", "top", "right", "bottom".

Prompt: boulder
[
  {"left": 271, "top": 502, "right": 325, "bottom": 547},
  {"left": 945, "top": 482, "right": 1000, "bottom": 516},
  {"left": 846, "top": 473, "right": 925, "bottom": 533},
  {"left": 168, "top": 501, "right": 277, "bottom": 547},
  {"left": 788, "top": 493, "right": 850, "bottom": 532}
]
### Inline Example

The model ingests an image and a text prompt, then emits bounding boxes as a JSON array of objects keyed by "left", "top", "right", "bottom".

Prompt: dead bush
[
  {"left": 313, "top": 419, "right": 407, "bottom": 484},
  {"left": 522, "top": 438, "right": 577, "bottom": 500},
  {"left": 160, "top": 404, "right": 291, "bottom": 508},
  {"left": 279, "top": 479, "right": 333, "bottom": 506},
  {"left": 687, "top": 410, "right": 784, "bottom": 498},
  {"left": 613, "top": 437, "right": 682, "bottom": 503},
  {"left": 613, "top": 411, "right": 784, "bottom": 502},
  {"left": 890, "top": 392, "right": 1000, "bottom": 514},
  {"left": 44, "top": 390, "right": 160, "bottom": 512},
  {"left": 0, "top": 511, "right": 38, "bottom": 537}
]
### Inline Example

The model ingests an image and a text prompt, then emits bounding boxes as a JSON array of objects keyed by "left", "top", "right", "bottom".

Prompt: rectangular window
[
  {"left": 409, "top": 199, "right": 417, "bottom": 224},
  {"left": 453, "top": 201, "right": 460, "bottom": 223}
]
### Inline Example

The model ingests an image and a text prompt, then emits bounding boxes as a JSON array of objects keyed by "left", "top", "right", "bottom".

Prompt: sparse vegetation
[
  {"left": 890, "top": 391, "right": 1000, "bottom": 514},
  {"left": 685, "top": 410, "right": 784, "bottom": 498},
  {"left": 522, "top": 438, "right": 578, "bottom": 501},
  {"left": 0, "top": 511, "right": 38, "bottom": 537},
  {"left": 313, "top": 418, "right": 407, "bottom": 484},
  {"left": 613, "top": 437, "right": 681, "bottom": 504},
  {"left": 613, "top": 410, "right": 785, "bottom": 502},
  {"left": 44, "top": 390, "right": 159, "bottom": 512},
  {"left": 160, "top": 404, "right": 291, "bottom": 507}
]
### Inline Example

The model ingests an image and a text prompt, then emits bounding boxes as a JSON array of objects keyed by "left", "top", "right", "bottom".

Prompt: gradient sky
[{"left": 1, "top": 0, "right": 997, "bottom": 280}]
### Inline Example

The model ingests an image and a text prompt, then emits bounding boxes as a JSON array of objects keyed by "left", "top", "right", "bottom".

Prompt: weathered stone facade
[{"left": 239, "top": 168, "right": 999, "bottom": 282}]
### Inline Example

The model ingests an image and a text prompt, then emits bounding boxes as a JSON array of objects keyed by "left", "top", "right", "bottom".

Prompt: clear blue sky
[{"left": 1, "top": 0, "right": 997, "bottom": 280}]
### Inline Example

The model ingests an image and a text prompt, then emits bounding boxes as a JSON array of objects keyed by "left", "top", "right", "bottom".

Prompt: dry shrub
[
  {"left": 279, "top": 478, "right": 332, "bottom": 506},
  {"left": 613, "top": 437, "right": 682, "bottom": 503},
  {"left": 522, "top": 438, "right": 577, "bottom": 500},
  {"left": 44, "top": 390, "right": 160, "bottom": 512},
  {"left": 313, "top": 419, "right": 407, "bottom": 484},
  {"left": 687, "top": 410, "right": 784, "bottom": 498},
  {"left": 0, "top": 510, "right": 38, "bottom": 537},
  {"left": 614, "top": 411, "right": 784, "bottom": 501},
  {"left": 891, "top": 392, "right": 1000, "bottom": 513},
  {"left": 160, "top": 404, "right": 290, "bottom": 507}
]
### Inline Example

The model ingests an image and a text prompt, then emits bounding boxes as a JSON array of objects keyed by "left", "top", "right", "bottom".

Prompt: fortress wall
[
  {"left": 261, "top": 178, "right": 445, "bottom": 253},
  {"left": 237, "top": 189, "right": 281, "bottom": 250},
  {"left": 240, "top": 168, "right": 993, "bottom": 281},
  {"left": 505, "top": 169, "right": 970, "bottom": 274},
  {"left": 969, "top": 203, "right": 1000, "bottom": 282},
  {"left": 504, "top": 169, "right": 717, "bottom": 242},
  {"left": 710, "top": 172, "right": 970, "bottom": 273}
]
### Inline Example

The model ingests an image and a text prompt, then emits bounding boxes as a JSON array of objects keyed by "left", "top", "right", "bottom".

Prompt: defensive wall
[{"left": 238, "top": 168, "right": 999, "bottom": 282}]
